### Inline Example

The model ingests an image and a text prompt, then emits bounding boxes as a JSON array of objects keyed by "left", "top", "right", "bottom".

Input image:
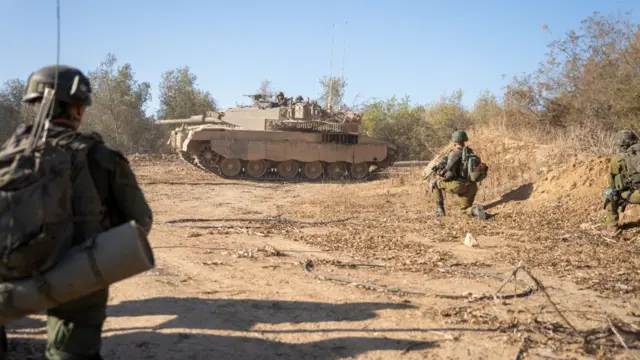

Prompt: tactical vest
[{"left": 622, "top": 144, "right": 640, "bottom": 190}]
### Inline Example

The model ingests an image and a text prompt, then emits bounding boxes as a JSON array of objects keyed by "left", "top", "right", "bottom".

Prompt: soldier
[
  {"left": 0, "top": 65, "right": 153, "bottom": 360},
  {"left": 428, "top": 130, "right": 487, "bottom": 219},
  {"left": 602, "top": 130, "right": 640, "bottom": 237},
  {"left": 276, "top": 91, "right": 289, "bottom": 106}
]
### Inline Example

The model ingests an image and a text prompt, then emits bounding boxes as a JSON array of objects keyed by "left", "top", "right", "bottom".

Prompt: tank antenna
[
  {"left": 39, "top": 0, "right": 61, "bottom": 143},
  {"left": 328, "top": 23, "right": 334, "bottom": 113},
  {"left": 339, "top": 20, "right": 347, "bottom": 111}
]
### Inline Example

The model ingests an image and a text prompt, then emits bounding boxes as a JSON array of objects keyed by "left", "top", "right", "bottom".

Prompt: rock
[{"left": 464, "top": 233, "right": 479, "bottom": 247}]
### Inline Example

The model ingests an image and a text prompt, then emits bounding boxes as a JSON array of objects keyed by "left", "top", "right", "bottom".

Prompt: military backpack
[
  {"left": 461, "top": 146, "right": 489, "bottom": 183},
  {"left": 0, "top": 128, "right": 101, "bottom": 280},
  {"left": 623, "top": 143, "right": 640, "bottom": 190}
]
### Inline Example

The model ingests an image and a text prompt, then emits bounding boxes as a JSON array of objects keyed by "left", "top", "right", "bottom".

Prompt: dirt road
[{"left": 7, "top": 156, "right": 640, "bottom": 359}]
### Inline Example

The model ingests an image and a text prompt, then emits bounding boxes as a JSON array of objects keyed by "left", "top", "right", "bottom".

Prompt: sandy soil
[{"left": 6, "top": 154, "right": 640, "bottom": 359}]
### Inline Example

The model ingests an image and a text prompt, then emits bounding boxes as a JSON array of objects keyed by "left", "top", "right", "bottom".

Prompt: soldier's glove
[{"left": 603, "top": 188, "right": 620, "bottom": 210}]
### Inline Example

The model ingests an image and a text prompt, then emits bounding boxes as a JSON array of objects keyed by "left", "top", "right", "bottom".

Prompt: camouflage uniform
[
  {"left": 0, "top": 65, "right": 153, "bottom": 360},
  {"left": 429, "top": 130, "right": 486, "bottom": 219},
  {"left": 43, "top": 125, "right": 152, "bottom": 360},
  {"left": 603, "top": 130, "right": 640, "bottom": 236}
]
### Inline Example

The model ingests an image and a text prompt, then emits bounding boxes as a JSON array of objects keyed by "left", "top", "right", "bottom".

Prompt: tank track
[{"left": 177, "top": 147, "right": 398, "bottom": 183}]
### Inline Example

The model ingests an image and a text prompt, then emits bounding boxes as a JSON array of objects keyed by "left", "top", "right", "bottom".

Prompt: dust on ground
[{"left": 7, "top": 144, "right": 640, "bottom": 359}]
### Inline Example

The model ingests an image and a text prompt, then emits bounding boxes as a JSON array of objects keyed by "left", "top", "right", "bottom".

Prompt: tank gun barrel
[
  {"left": 243, "top": 93, "right": 270, "bottom": 102},
  {"left": 155, "top": 111, "right": 223, "bottom": 125},
  {"left": 155, "top": 118, "right": 218, "bottom": 125}
]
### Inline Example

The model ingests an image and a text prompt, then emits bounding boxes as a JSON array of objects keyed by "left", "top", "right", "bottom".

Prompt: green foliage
[
  {"left": 361, "top": 96, "right": 431, "bottom": 160},
  {"left": 83, "top": 53, "right": 160, "bottom": 153},
  {"left": 361, "top": 92, "right": 476, "bottom": 161},
  {"left": 318, "top": 76, "right": 347, "bottom": 110},
  {"left": 423, "top": 89, "right": 472, "bottom": 136},
  {"left": 157, "top": 66, "right": 216, "bottom": 120},
  {"left": 470, "top": 90, "right": 503, "bottom": 125}
]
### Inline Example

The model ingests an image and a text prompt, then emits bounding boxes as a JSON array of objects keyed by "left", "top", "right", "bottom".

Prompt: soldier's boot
[
  {"left": 602, "top": 203, "right": 622, "bottom": 237},
  {"left": 436, "top": 203, "right": 446, "bottom": 217},
  {"left": 470, "top": 205, "right": 487, "bottom": 220}
]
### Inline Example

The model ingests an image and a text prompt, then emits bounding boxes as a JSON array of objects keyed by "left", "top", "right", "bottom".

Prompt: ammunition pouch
[{"left": 0, "top": 221, "right": 154, "bottom": 326}]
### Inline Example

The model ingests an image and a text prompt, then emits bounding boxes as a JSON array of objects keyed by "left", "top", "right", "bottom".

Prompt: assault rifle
[{"left": 422, "top": 158, "right": 447, "bottom": 180}]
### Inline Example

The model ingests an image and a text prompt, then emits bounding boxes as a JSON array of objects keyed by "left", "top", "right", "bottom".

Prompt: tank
[{"left": 155, "top": 93, "right": 397, "bottom": 181}]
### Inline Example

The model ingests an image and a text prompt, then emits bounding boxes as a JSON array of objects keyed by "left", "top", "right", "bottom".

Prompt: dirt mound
[{"left": 531, "top": 157, "right": 609, "bottom": 202}]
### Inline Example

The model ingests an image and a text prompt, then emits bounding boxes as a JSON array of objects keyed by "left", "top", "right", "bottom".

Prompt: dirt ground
[{"left": 6, "top": 152, "right": 640, "bottom": 359}]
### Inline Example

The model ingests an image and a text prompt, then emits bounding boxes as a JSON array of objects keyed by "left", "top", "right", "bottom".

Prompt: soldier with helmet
[
  {"left": 0, "top": 65, "right": 153, "bottom": 360},
  {"left": 428, "top": 130, "right": 487, "bottom": 220},
  {"left": 276, "top": 91, "right": 289, "bottom": 106},
  {"left": 602, "top": 130, "right": 640, "bottom": 237}
]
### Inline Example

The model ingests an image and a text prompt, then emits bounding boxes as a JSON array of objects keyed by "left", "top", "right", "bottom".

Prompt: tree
[
  {"left": 157, "top": 66, "right": 217, "bottom": 120},
  {"left": 318, "top": 76, "right": 347, "bottom": 110},
  {"left": 83, "top": 53, "right": 159, "bottom": 153},
  {"left": 0, "top": 79, "right": 35, "bottom": 143},
  {"left": 504, "top": 11, "right": 640, "bottom": 132},
  {"left": 470, "top": 90, "right": 503, "bottom": 125},
  {"left": 423, "top": 89, "right": 471, "bottom": 135},
  {"left": 361, "top": 96, "right": 430, "bottom": 160},
  {"left": 257, "top": 79, "right": 274, "bottom": 98}
]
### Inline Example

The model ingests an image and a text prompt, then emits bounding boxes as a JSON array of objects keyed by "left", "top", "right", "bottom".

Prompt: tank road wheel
[
  {"left": 303, "top": 161, "right": 324, "bottom": 180},
  {"left": 277, "top": 160, "right": 299, "bottom": 178},
  {"left": 196, "top": 144, "right": 219, "bottom": 166},
  {"left": 326, "top": 162, "right": 348, "bottom": 180},
  {"left": 219, "top": 158, "right": 243, "bottom": 177},
  {"left": 349, "top": 162, "right": 369, "bottom": 180},
  {"left": 246, "top": 160, "right": 268, "bottom": 178}
]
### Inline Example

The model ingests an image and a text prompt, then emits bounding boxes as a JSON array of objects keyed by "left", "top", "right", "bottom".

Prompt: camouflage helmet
[
  {"left": 277, "top": 91, "right": 284, "bottom": 98},
  {"left": 614, "top": 130, "right": 638, "bottom": 149},
  {"left": 451, "top": 130, "right": 468, "bottom": 143}
]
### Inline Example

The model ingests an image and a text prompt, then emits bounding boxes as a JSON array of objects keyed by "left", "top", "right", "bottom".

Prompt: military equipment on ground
[
  {"left": 0, "top": 221, "right": 154, "bottom": 326},
  {"left": 155, "top": 94, "right": 397, "bottom": 181}
]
